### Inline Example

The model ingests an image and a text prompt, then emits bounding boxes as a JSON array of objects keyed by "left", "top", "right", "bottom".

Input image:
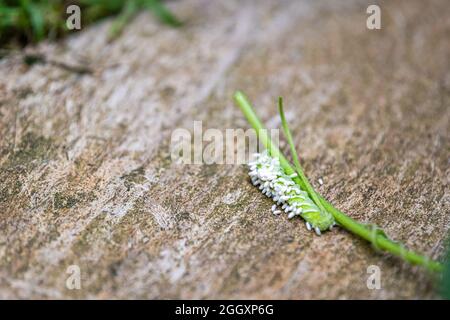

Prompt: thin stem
[
  {"left": 108, "top": 0, "right": 139, "bottom": 41},
  {"left": 234, "top": 90, "right": 443, "bottom": 273},
  {"left": 278, "top": 97, "right": 327, "bottom": 214},
  {"left": 143, "top": 0, "right": 183, "bottom": 27}
]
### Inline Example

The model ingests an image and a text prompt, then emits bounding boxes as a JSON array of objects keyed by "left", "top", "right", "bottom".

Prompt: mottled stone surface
[{"left": 0, "top": 0, "right": 449, "bottom": 299}]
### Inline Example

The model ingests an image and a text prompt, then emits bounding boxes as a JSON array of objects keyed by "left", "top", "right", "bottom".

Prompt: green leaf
[
  {"left": 21, "top": 0, "right": 45, "bottom": 41},
  {"left": 143, "top": 0, "right": 182, "bottom": 27},
  {"left": 0, "top": 7, "right": 20, "bottom": 28}
]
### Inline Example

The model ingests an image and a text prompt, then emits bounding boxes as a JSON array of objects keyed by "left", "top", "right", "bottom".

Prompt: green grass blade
[
  {"left": 143, "top": 0, "right": 182, "bottom": 27},
  {"left": 278, "top": 96, "right": 327, "bottom": 214},
  {"left": 108, "top": 0, "right": 139, "bottom": 40},
  {"left": 21, "top": 0, "right": 45, "bottom": 41}
]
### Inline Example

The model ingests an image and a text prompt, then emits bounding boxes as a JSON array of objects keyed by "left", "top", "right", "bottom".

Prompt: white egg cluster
[{"left": 248, "top": 151, "right": 334, "bottom": 235}]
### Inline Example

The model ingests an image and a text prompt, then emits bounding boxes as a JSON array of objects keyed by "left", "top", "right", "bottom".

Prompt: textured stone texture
[{"left": 0, "top": 0, "right": 449, "bottom": 299}]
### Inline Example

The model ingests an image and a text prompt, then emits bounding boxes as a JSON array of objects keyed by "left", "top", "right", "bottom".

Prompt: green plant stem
[
  {"left": 234, "top": 90, "right": 443, "bottom": 273},
  {"left": 143, "top": 0, "right": 182, "bottom": 27},
  {"left": 108, "top": 0, "right": 138, "bottom": 40},
  {"left": 278, "top": 97, "right": 327, "bottom": 214}
]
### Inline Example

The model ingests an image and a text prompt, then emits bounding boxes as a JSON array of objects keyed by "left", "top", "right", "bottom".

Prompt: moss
[
  {"left": 0, "top": 178, "right": 22, "bottom": 204},
  {"left": 6, "top": 132, "right": 56, "bottom": 169},
  {"left": 53, "top": 192, "right": 79, "bottom": 209},
  {"left": 53, "top": 191, "right": 96, "bottom": 210},
  {"left": 0, "top": 132, "right": 56, "bottom": 204},
  {"left": 121, "top": 166, "right": 146, "bottom": 190},
  {"left": 70, "top": 213, "right": 108, "bottom": 256}
]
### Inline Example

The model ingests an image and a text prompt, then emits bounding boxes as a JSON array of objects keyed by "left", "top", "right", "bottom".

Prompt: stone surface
[{"left": 0, "top": 0, "right": 449, "bottom": 299}]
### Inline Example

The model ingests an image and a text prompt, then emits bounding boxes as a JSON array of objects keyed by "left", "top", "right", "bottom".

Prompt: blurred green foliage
[
  {"left": 0, "top": 0, "right": 181, "bottom": 47},
  {"left": 441, "top": 244, "right": 450, "bottom": 299}
]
